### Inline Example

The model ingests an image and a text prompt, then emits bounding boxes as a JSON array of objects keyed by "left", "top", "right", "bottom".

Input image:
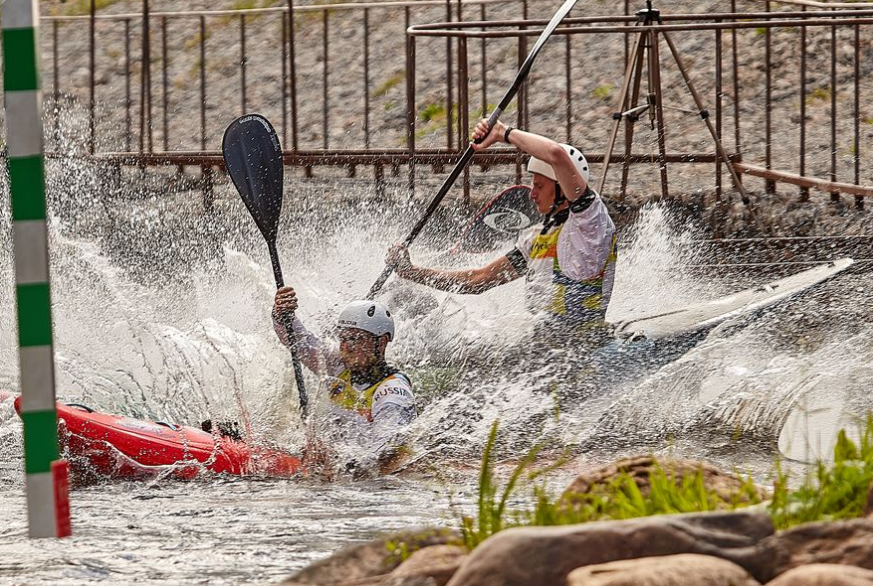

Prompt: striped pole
[{"left": 2, "top": 0, "right": 71, "bottom": 538}]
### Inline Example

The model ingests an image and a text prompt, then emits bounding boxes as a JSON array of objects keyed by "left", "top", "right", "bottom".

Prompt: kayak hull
[{"left": 3, "top": 393, "right": 302, "bottom": 480}]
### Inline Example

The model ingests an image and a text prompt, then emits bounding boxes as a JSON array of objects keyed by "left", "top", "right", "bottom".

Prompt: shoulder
[
  {"left": 371, "top": 372, "right": 415, "bottom": 410},
  {"left": 564, "top": 197, "right": 615, "bottom": 242},
  {"left": 513, "top": 224, "right": 542, "bottom": 257}
]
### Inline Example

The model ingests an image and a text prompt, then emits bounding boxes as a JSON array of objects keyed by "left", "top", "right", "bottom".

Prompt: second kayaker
[{"left": 272, "top": 288, "right": 415, "bottom": 476}]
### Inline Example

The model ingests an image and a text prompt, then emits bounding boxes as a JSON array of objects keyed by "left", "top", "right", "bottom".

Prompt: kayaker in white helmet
[
  {"left": 386, "top": 119, "right": 617, "bottom": 334},
  {"left": 273, "top": 289, "right": 415, "bottom": 474}
]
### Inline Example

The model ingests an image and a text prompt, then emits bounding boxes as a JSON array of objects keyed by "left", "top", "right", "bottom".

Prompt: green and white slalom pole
[{"left": 2, "top": 0, "right": 72, "bottom": 538}]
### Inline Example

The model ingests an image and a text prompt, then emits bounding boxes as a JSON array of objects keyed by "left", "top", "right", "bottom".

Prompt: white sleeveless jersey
[{"left": 511, "top": 195, "right": 616, "bottom": 323}]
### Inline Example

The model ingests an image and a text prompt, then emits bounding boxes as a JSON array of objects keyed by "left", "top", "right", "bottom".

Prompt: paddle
[
  {"left": 222, "top": 114, "right": 309, "bottom": 418},
  {"left": 366, "top": 0, "right": 580, "bottom": 299}
]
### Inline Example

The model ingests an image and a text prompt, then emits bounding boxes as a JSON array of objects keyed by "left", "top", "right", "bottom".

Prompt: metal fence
[{"left": 35, "top": 0, "right": 873, "bottom": 208}]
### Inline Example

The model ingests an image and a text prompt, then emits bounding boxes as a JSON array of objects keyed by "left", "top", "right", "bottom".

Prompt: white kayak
[{"left": 612, "top": 258, "right": 854, "bottom": 340}]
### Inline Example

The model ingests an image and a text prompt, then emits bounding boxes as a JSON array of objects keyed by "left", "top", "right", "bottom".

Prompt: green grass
[
  {"left": 217, "top": 0, "right": 278, "bottom": 25},
  {"left": 806, "top": 87, "right": 832, "bottom": 105},
  {"left": 460, "top": 416, "right": 873, "bottom": 550},
  {"left": 372, "top": 71, "right": 405, "bottom": 99},
  {"left": 55, "top": 0, "right": 124, "bottom": 17},
  {"left": 460, "top": 421, "right": 547, "bottom": 549},
  {"left": 592, "top": 83, "right": 615, "bottom": 101},
  {"left": 769, "top": 418, "right": 873, "bottom": 529}
]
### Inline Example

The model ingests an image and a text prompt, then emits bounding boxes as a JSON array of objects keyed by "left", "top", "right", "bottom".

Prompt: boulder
[
  {"left": 766, "top": 564, "right": 873, "bottom": 585},
  {"left": 566, "top": 553, "right": 760, "bottom": 586},
  {"left": 561, "top": 456, "right": 767, "bottom": 509},
  {"left": 762, "top": 519, "right": 873, "bottom": 580},
  {"left": 390, "top": 545, "right": 467, "bottom": 586},
  {"left": 446, "top": 511, "right": 776, "bottom": 586},
  {"left": 283, "top": 527, "right": 460, "bottom": 585}
]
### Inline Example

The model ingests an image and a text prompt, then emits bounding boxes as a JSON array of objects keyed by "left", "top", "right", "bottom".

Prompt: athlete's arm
[
  {"left": 471, "top": 119, "right": 588, "bottom": 204},
  {"left": 385, "top": 247, "right": 520, "bottom": 294},
  {"left": 272, "top": 286, "right": 336, "bottom": 376}
]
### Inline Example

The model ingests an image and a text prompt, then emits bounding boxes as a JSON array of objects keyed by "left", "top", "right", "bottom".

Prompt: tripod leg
[
  {"left": 661, "top": 30, "right": 755, "bottom": 217},
  {"left": 647, "top": 29, "right": 670, "bottom": 200},
  {"left": 597, "top": 32, "right": 645, "bottom": 196},
  {"left": 620, "top": 42, "right": 647, "bottom": 200}
]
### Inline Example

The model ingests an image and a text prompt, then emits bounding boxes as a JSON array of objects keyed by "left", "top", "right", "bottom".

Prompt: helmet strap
[{"left": 541, "top": 181, "right": 567, "bottom": 234}]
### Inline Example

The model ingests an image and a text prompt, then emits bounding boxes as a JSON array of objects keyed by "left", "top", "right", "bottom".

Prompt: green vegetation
[
  {"left": 460, "top": 421, "right": 547, "bottom": 549},
  {"left": 184, "top": 31, "right": 212, "bottom": 52},
  {"left": 459, "top": 417, "right": 873, "bottom": 550},
  {"left": 54, "top": 0, "right": 124, "bottom": 17},
  {"left": 372, "top": 71, "right": 405, "bottom": 99},
  {"left": 408, "top": 101, "right": 517, "bottom": 144},
  {"left": 217, "top": 0, "right": 278, "bottom": 26},
  {"left": 384, "top": 528, "right": 462, "bottom": 567},
  {"left": 592, "top": 83, "right": 616, "bottom": 102},
  {"left": 770, "top": 419, "right": 873, "bottom": 530},
  {"left": 806, "top": 86, "right": 832, "bottom": 105}
]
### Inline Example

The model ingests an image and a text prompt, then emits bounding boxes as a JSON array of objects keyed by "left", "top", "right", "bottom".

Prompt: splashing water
[{"left": 1, "top": 114, "right": 871, "bottom": 584}]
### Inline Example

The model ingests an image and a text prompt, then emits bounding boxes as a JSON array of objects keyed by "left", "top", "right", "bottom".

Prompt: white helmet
[
  {"left": 527, "top": 144, "right": 589, "bottom": 183},
  {"left": 337, "top": 300, "right": 395, "bottom": 341}
]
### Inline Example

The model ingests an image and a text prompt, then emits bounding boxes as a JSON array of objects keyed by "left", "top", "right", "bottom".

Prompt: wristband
[{"left": 503, "top": 126, "right": 514, "bottom": 144}]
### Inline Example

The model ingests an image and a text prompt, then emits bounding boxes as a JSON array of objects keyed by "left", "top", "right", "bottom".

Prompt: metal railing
[{"left": 35, "top": 1, "right": 873, "bottom": 209}]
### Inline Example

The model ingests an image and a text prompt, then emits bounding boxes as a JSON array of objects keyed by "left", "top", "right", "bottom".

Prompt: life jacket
[
  {"left": 525, "top": 213, "right": 618, "bottom": 327},
  {"left": 326, "top": 367, "right": 411, "bottom": 423}
]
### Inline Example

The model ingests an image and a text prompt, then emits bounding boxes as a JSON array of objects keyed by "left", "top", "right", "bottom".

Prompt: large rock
[
  {"left": 446, "top": 511, "right": 775, "bottom": 586},
  {"left": 283, "top": 527, "right": 460, "bottom": 585},
  {"left": 561, "top": 456, "right": 767, "bottom": 508},
  {"left": 763, "top": 519, "right": 873, "bottom": 580},
  {"left": 390, "top": 545, "right": 467, "bottom": 586},
  {"left": 566, "top": 553, "right": 761, "bottom": 586},
  {"left": 766, "top": 564, "right": 873, "bottom": 585}
]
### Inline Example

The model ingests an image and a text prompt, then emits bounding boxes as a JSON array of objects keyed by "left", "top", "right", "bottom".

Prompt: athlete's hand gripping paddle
[
  {"left": 366, "top": 0, "right": 580, "bottom": 299},
  {"left": 222, "top": 114, "right": 309, "bottom": 418}
]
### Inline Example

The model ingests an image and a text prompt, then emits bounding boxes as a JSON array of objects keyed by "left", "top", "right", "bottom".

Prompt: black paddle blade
[
  {"left": 222, "top": 114, "right": 285, "bottom": 242},
  {"left": 453, "top": 185, "right": 540, "bottom": 254}
]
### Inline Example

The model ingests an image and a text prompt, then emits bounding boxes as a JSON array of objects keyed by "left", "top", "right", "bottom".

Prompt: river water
[{"left": 1, "top": 152, "right": 871, "bottom": 585}]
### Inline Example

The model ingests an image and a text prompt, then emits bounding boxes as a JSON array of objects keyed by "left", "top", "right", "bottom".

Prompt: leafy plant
[
  {"left": 769, "top": 417, "right": 873, "bottom": 530},
  {"left": 460, "top": 417, "right": 873, "bottom": 551},
  {"left": 460, "top": 420, "right": 543, "bottom": 549}
]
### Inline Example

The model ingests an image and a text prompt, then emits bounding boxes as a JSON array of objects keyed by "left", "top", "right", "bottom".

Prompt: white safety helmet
[
  {"left": 527, "top": 144, "right": 589, "bottom": 183},
  {"left": 337, "top": 300, "right": 395, "bottom": 342}
]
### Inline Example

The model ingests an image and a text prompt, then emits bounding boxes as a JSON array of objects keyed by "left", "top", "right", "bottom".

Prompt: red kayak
[{"left": 2, "top": 393, "right": 302, "bottom": 480}]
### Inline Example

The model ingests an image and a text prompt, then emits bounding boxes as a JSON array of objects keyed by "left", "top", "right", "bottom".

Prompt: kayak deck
[{"left": 3, "top": 393, "right": 302, "bottom": 481}]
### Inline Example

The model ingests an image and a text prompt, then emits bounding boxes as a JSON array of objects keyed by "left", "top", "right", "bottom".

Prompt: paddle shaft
[
  {"left": 366, "top": 0, "right": 579, "bottom": 300},
  {"left": 268, "top": 240, "right": 309, "bottom": 418}
]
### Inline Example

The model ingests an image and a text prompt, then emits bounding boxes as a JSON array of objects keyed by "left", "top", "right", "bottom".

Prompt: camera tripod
[{"left": 596, "top": 2, "right": 751, "bottom": 209}]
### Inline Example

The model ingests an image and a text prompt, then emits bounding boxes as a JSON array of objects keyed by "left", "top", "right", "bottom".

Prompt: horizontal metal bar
[
  {"left": 41, "top": 0, "right": 513, "bottom": 22},
  {"left": 409, "top": 9, "right": 873, "bottom": 32},
  {"left": 701, "top": 234, "right": 872, "bottom": 243},
  {"left": 734, "top": 162, "right": 873, "bottom": 197},
  {"left": 75, "top": 150, "right": 736, "bottom": 167},
  {"left": 689, "top": 258, "right": 873, "bottom": 268},
  {"left": 410, "top": 16, "right": 873, "bottom": 38},
  {"left": 764, "top": 0, "right": 873, "bottom": 8}
]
